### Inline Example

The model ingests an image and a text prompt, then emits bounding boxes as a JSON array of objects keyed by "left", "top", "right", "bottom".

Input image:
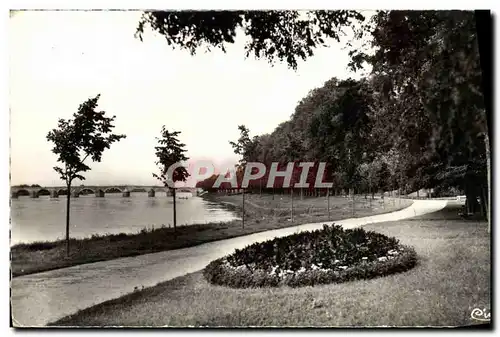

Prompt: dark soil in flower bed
[{"left": 204, "top": 224, "right": 418, "bottom": 287}]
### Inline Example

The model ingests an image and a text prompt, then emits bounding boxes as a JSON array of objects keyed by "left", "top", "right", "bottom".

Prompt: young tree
[
  {"left": 46, "top": 94, "right": 126, "bottom": 256},
  {"left": 153, "top": 126, "right": 190, "bottom": 232},
  {"left": 229, "top": 125, "right": 261, "bottom": 192},
  {"left": 229, "top": 125, "right": 257, "bottom": 166}
]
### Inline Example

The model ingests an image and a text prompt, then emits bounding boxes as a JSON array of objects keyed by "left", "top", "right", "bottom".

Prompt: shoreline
[
  {"left": 10, "top": 193, "right": 235, "bottom": 247},
  {"left": 11, "top": 193, "right": 412, "bottom": 277}
]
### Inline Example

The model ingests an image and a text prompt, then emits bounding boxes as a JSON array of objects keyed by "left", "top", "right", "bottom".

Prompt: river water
[{"left": 10, "top": 192, "right": 239, "bottom": 245}]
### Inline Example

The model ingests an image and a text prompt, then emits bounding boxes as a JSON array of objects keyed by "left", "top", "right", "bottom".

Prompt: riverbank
[
  {"left": 51, "top": 205, "right": 490, "bottom": 327},
  {"left": 11, "top": 193, "right": 411, "bottom": 277}
]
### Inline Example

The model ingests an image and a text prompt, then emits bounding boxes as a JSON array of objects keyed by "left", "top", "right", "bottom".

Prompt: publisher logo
[{"left": 470, "top": 308, "right": 490, "bottom": 322}]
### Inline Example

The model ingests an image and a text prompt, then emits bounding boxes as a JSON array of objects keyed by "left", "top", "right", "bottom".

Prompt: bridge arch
[
  {"left": 57, "top": 189, "right": 68, "bottom": 196},
  {"left": 79, "top": 188, "right": 95, "bottom": 196},
  {"left": 131, "top": 188, "right": 147, "bottom": 193},
  {"left": 15, "top": 189, "right": 30, "bottom": 197},
  {"left": 36, "top": 189, "right": 50, "bottom": 197},
  {"left": 105, "top": 187, "right": 122, "bottom": 193}
]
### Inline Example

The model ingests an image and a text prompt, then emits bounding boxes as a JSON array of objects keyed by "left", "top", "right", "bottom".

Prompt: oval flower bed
[{"left": 203, "top": 224, "right": 417, "bottom": 288}]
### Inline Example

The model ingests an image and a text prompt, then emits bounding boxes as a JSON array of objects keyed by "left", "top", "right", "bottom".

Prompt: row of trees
[
  {"left": 47, "top": 95, "right": 189, "bottom": 256},
  {"left": 182, "top": 10, "right": 489, "bottom": 217}
]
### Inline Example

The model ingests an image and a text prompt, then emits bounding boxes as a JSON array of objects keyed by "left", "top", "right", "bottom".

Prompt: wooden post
[
  {"left": 352, "top": 188, "right": 355, "bottom": 217},
  {"left": 369, "top": 175, "right": 372, "bottom": 208},
  {"left": 172, "top": 188, "right": 177, "bottom": 233},
  {"left": 327, "top": 187, "right": 330, "bottom": 221},
  {"left": 291, "top": 188, "right": 294, "bottom": 223},
  {"left": 66, "top": 183, "right": 71, "bottom": 257},
  {"left": 242, "top": 188, "right": 245, "bottom": 229},
  {"left": 479, "top": 186, "right": 486, "bottom": 218}
]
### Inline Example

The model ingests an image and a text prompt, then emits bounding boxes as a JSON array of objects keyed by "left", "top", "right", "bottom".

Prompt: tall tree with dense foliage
[
  {"left": 153, "top": 127, "right": 190, "bottom": 232},
  {"left": 46, "top": 95, "right": 126, "bottom": 256},
  {"left": 308, "top": 78, "right": 373, "bottom": 193},
  {"left": 349, "top": 10, "right": 488, "bottom": 216}
]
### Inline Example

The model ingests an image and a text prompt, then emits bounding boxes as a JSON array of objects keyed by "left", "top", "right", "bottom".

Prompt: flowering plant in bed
[{"left": 203, "top": 224, "right": 417, "bottom": 288}]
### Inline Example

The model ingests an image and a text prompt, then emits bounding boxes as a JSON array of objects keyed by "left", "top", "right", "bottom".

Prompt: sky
[{"left": 9, "top": 10, "right": 369, "bottom": 187}]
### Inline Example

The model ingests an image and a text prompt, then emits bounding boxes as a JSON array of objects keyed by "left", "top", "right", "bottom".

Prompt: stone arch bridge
[{"left": 10, "top": 186, "right": 200, "bottom": 199}]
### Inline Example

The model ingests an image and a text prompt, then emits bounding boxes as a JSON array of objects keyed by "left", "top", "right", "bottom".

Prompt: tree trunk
[
  {"left": 172, "top": 188, "right": 177, "bottom": 232},
  {"left": 290, "top": 188, "right": 294, "bottom": 222},
  {"left": 474, "top": 11, "right": 491, "bottom": 227},
  {"left": 351, "top": 188, "right": 355, "bottom": 217},
  {"left": 65, "top": 181, "right": 71, "bottom": 257},
  {"left": 242, "top": 189, "right": 245, "bottom": 229},
  {"left": 327, "top": 188, "right": 330, "bottom": 221},
  {"left": 479, "top": 185, "right": 487, "bottom": 218},
  {"left": 484, "top": 133, "right": 491, "bottom": 231},
  {"left": 465, "top": 181, "right": 479, "bottom": 215},
  {"left": 466, "top": 186, "right": 471, "bottom": 215}
]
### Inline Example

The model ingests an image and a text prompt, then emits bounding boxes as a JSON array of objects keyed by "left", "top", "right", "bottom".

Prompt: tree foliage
[
  {"left": 136, "top": 10, "right": 365, "bottom": 69},
  {"left": 351, "top": 11, "right": 485, "bottom": 154},
  {"left": 229, "top": 125, "right": 259, "bottom": 166},
  {"left": 153, "top": 126, "right": 190, "bottom": 187},
  {"left": 153, "top": 126, "right": 190, "bottom": 231},
  {"left": 349, "top": 10, "right": 487, "bottom": 205},
  {"left": 46, "top": 95, "right": 126, "bottom": 255},
  {"left": 47, "top": 95, "right": 126, "bottom": 186}
]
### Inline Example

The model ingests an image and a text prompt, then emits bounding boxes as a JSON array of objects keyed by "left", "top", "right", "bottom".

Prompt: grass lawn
[
  {"left": 51, "top": 205, "right": 490, "bottom": 327},
  {"left": 11, "top": 193, "right": 409, "bottom": 277}
]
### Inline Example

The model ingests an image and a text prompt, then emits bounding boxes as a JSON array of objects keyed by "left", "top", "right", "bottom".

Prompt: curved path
[{"left": 11, "top": 199, "right": 448, "bottom": 327}]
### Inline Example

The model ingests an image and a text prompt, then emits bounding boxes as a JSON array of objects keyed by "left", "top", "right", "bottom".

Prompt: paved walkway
[{"left": 11, "top": 199, "right": 448, "bottom": 327}]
